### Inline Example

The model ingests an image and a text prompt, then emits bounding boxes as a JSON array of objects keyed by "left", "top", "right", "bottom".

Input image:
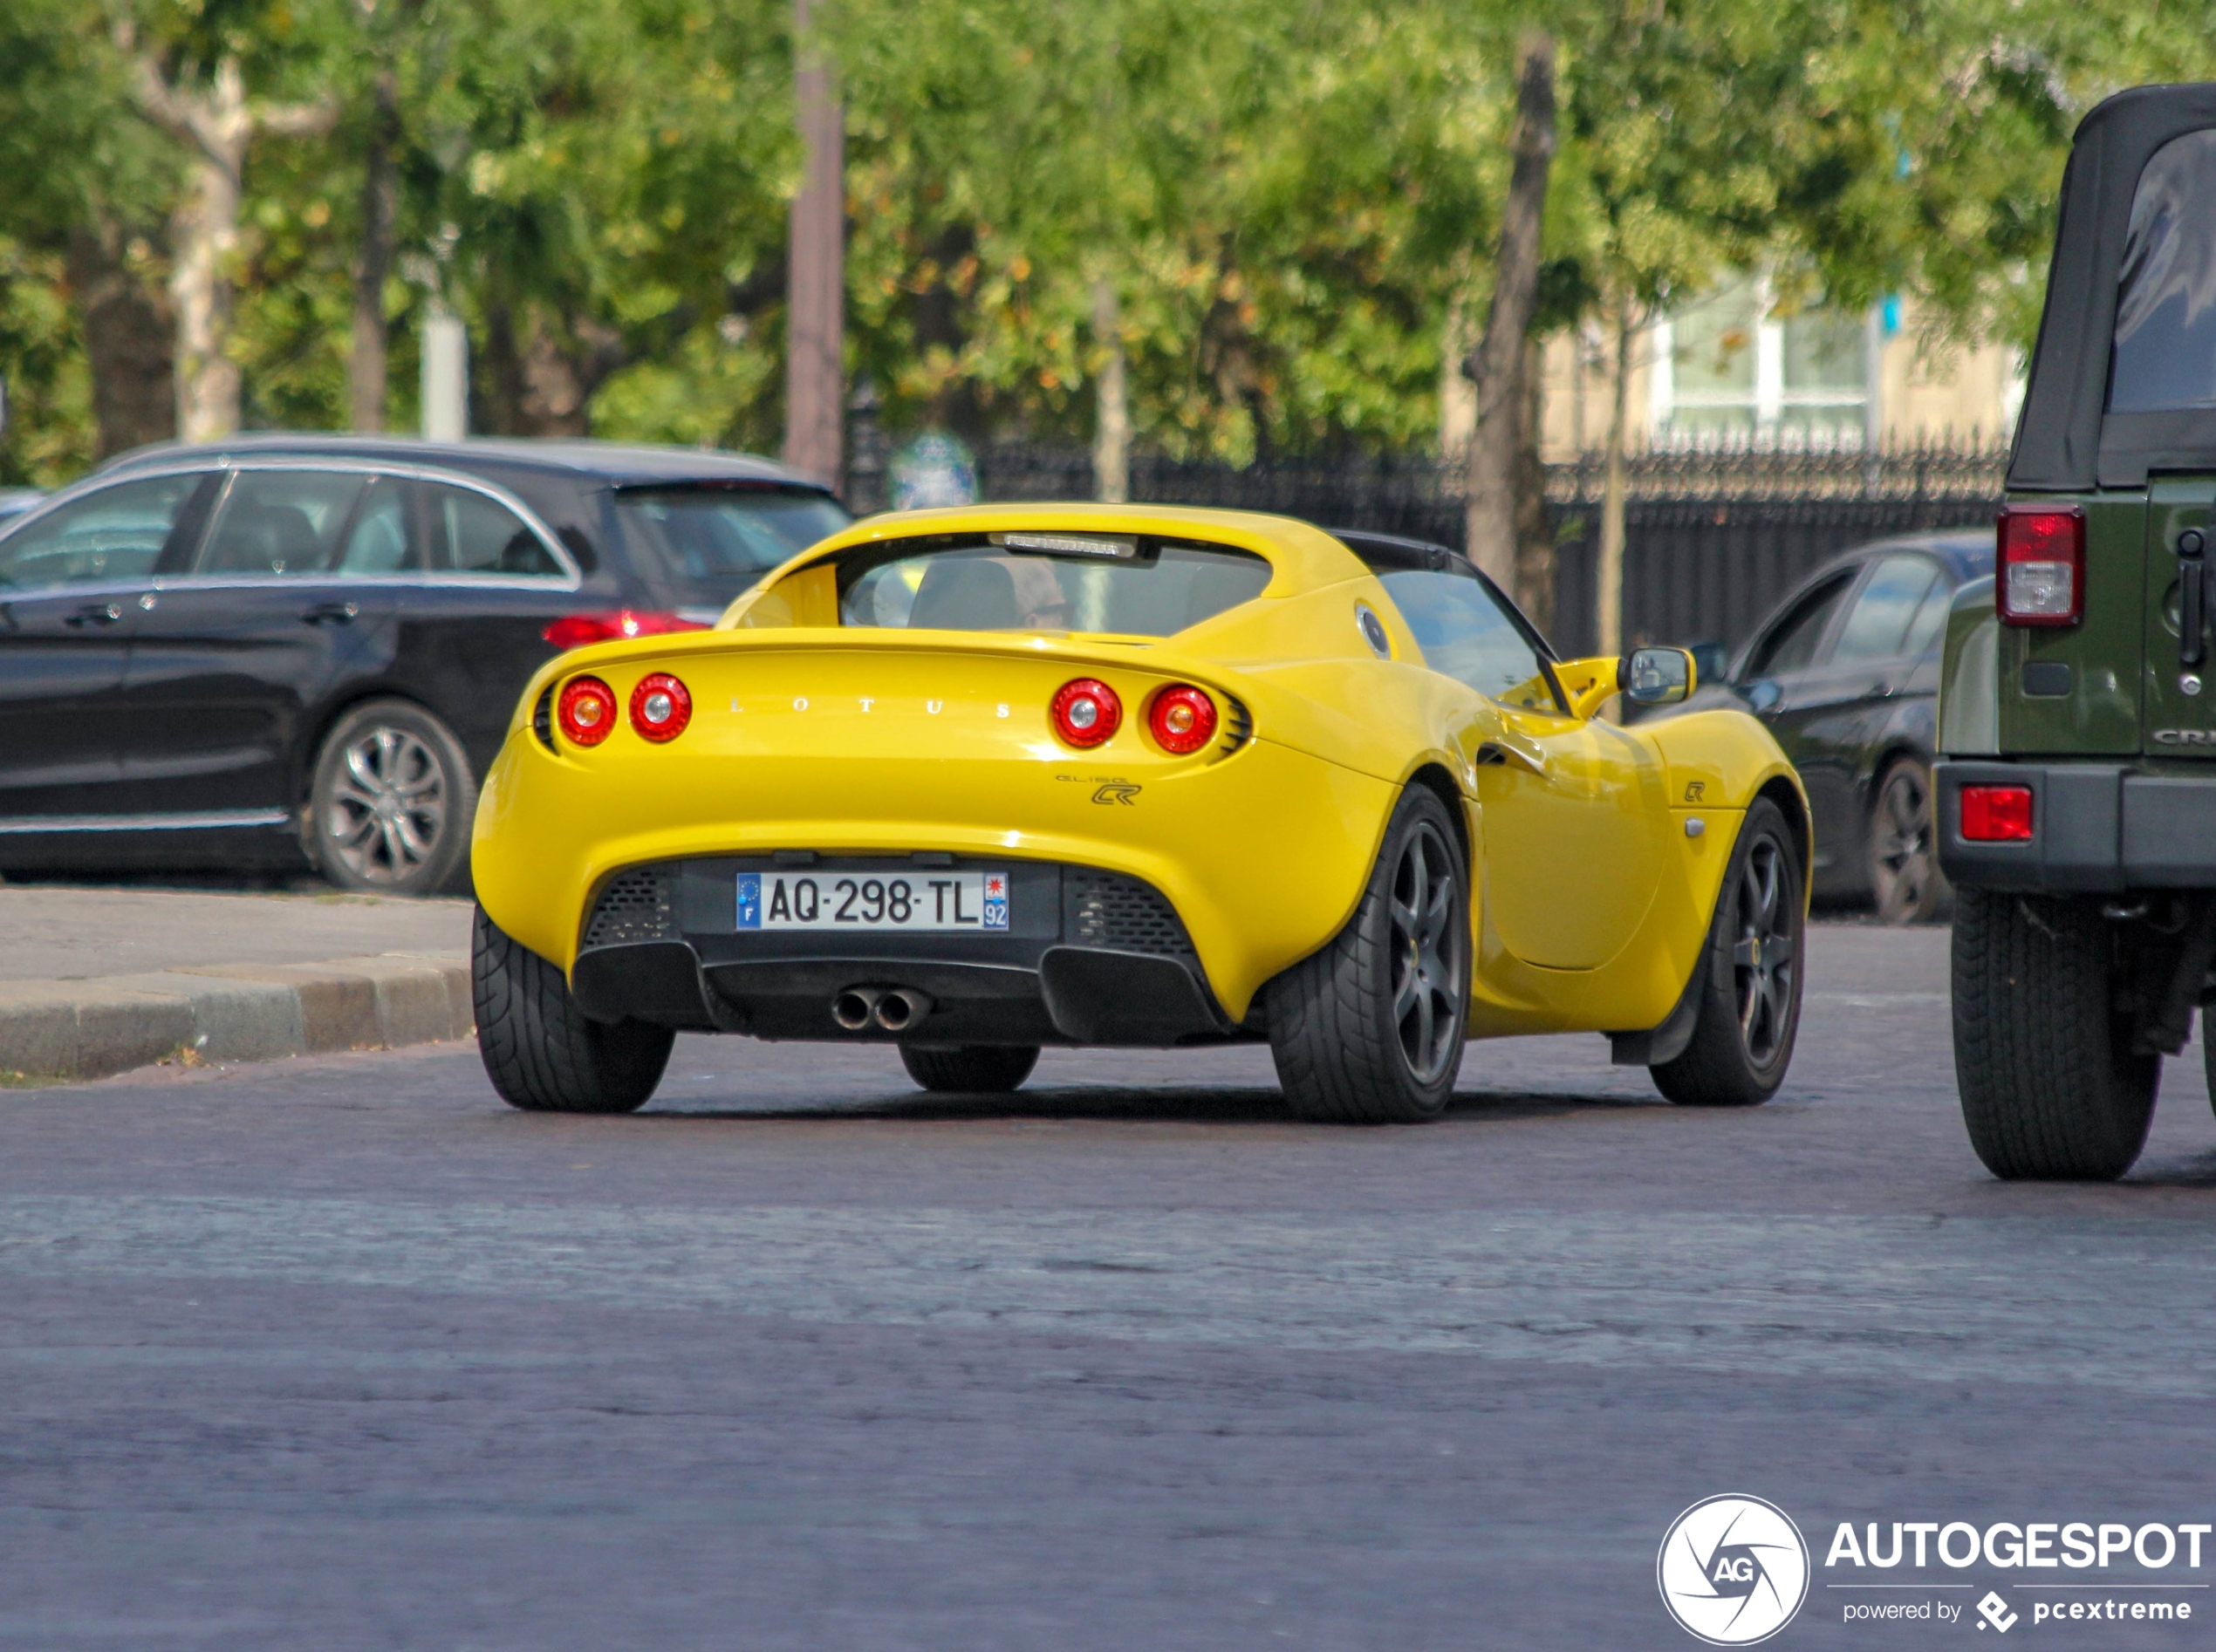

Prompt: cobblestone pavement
[{"left": 5, "top": 923, "right": 2214, "bottom": 1650}]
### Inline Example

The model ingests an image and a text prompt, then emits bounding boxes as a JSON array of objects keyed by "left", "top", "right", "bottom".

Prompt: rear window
[
  {"left": 616, "top": 486, "right": 851, "bottom": 605},
  {"left": 837, "top": 533, "right": 1272, "bottom": 637},
  {"left": 2112, "top": 128, "right": 2216, "bottom": 412}
]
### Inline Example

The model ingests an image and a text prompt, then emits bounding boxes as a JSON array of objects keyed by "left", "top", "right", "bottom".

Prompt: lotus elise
[{"left": 469, "top": 505, "right": 1809, "bottom": 1121}]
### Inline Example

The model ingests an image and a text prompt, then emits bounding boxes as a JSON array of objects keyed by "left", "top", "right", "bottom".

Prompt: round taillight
[
  {"left": 629, "top": 672, "right": 692, "bottom": 741},
  {"left": 1050, "top": 678, "right": 1121, "bottom": 748},
  {"left": 557, "top": 676, "right": 617, "bottom": 747},
  {"left": 1148, "top": 685, "right": 1218, "bottom": 754}
]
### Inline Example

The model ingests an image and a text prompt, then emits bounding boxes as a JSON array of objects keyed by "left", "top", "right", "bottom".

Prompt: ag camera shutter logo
[{"left": 1658, "top": 1494, "right": 1810, "bottom": 1645}]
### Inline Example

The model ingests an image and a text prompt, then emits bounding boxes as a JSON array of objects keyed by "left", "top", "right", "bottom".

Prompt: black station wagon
[{"left": 0, "top": 436, "right": 848, "bottom": 893}]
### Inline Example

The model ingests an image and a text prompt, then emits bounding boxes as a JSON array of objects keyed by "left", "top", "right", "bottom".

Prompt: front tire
[
  {"left": 899, "top": 1044, "right": 1040, "bottom": 1094},
  {"left": 1265, "top": 787, "right": 1468, "bottom": 1123},
  {"left": 473, "top": 907, "right": 673, "bottom": 1113},
  {"left": 1651, "top": 797, "right": 1805, "bottom": 1107},
  {"left": 1953, "top": 890, "right": 2158, "bottom": 1180},
  {"left": 310, "top": 699, "right": 476, "bottom": 896}
]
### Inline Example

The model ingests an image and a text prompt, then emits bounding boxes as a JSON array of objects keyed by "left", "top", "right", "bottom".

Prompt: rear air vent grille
[
  {"left": 583, "top": 867, "right": 676, "bottom": 947},
  {"left": 1064, "top": 870, "right": 1193, "bottom": 957},
  {"left": 532, "top": 684, "right": 557, "bottom": 752},
  {"left": 1220, "top": 695, "right": 1253, "bottom": 754}
]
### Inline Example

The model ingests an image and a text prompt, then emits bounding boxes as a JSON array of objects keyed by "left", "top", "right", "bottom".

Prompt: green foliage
[{"left": 0, "top": 0, "right": 2178, "bottom": 478}]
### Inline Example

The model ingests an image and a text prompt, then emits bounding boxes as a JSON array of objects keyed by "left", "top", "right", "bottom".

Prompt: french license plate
[{"left": 737, "top": 870, "right": 1009, "bottom": 932}]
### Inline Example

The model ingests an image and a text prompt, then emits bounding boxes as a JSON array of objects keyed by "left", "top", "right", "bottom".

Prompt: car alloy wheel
[
  {"left": 325, "top": 724, "right": 449, "bottom": 885},
  {"left": 1390, "top": 819, "right": 1464, "bottom": 1086},
  {"left": 1731, "top": 835, "right": 1797, "bottom": 1067},
  {"left": 1871, "top": 760, "right": 1944, "bottom": 925},
  {"left": 1870, "top": 757, "right": 1941, "bottom": 912}
]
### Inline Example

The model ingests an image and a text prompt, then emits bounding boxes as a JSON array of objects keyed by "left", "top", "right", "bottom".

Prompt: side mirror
[{"left": 1622, "top": 645, "right": 1693, "bottom": 707}]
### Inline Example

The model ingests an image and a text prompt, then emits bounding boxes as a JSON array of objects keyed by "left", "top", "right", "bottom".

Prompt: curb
[{"left": 0, "top": 952, "right": 473, "bottom": 1084}]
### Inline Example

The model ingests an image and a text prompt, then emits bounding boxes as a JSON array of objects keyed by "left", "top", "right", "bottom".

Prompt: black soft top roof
[{"left": 2012, "top": 82, "right": 2216, "bottom": 491}]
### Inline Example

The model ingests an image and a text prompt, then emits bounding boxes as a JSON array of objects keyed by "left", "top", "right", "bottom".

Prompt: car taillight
[
  {"left": 1961, "top": 783, "right": 2034, "bottom": 842},
  {"left": 1997, "top": 507, "right": 2086, "bottom": 626},
  {"left": 543, "top": 611, "right": 709, "bottom": 651},
  {"left": 1050, "top": 679, "right": 1120, "bottom": 747},
  {"left": 629, "top": 672, "right": 692, "bottom": 741},
  {"left": 1148, "top": 685, "right": 1218, "bottom": 754},
  {"left": 557, "top": 676, "right": 618, "bottom": 747}
]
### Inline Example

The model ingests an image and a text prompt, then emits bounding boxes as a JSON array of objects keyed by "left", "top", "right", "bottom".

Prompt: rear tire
[
  {"left": 1265, "top": 786, "right": 1468, "bottom": 1123},
  {"left": 473, "top": 906, "right": 673, "bottom": 1113},
  {"left": 1953, "top": 889, "right": 2158, "bottom": 1181},
  {"left": 1652, "top": 797, "right": 1805, "bottom": 1107},
  {"left": 309, "top": 699, "right": 476, "bottom": 896},
  {"left": 899, "top": 1044, "right": 1039, "bottom": 1094},
  {"left": 1869, "top": 757, "right": 1949, "bottom": 925}
]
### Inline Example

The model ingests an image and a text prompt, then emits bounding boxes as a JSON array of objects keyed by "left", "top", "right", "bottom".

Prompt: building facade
[{"left": 1533, "top": 281, "right": 2023, "bottom": 461}]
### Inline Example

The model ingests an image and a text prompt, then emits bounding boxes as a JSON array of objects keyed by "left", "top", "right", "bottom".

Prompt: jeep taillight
[
  {"left": 1961, "top": 784, "right": 2035, "bottom": 842},
  {"left": 1997, "top": 507, "right": 2087, "bottom": 627}
]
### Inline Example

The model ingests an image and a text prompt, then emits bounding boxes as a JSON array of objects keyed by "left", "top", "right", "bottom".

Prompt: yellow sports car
[{"left": 469, "top": 505, "right": 1809, "bottom": 1121}]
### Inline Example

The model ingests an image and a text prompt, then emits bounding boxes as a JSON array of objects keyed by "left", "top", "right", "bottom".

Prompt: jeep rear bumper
[{"left": 1935, "top": 761, "right": 2216, "bottom": 891}]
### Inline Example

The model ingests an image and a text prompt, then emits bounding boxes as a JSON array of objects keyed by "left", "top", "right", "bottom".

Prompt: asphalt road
[{"left": 6, "top": 921, "right": 2216, "bottom": 1650}]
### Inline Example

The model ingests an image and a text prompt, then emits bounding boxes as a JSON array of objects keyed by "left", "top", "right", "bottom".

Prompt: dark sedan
[
  {"left": 0, "top": 436, "right": 849, "bottom": 893},
  {"left": 1672, "top": 529, "right": 1993, "bottom": 923}
]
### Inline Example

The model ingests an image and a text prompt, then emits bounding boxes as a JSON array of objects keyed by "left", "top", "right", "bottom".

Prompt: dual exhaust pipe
[{"left": 831, "top": 985, "right": 934, "bottom": 1034}]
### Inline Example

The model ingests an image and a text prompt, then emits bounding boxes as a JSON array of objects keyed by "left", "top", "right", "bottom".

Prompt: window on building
[{"left": 1652, "top": 278, "right": 1875, "bottom": 445}]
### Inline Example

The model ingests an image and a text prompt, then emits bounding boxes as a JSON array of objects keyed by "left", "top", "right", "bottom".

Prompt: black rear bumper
[
  {"left": 566, "top": 854, "right": 1249, "bottom": 1047},
  {"left": 1934, "top": 761, "right": 2216, "bottom": 891}
]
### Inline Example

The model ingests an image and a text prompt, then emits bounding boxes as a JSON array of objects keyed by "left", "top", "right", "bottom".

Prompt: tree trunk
[
  {"left": 1598, "top": 296, "right": 1633, "bottom": 660},
  {"left": 1462, "top": 30, "right": 1556, "bottom": 591},
  {"left": 168, "top": 64, "right": 250, "bottom": 444},
  {"left": 125, "top": 46, "right": 333, "bottom": 444},
  {"left": 1438, "top": 283, "right": 1475, "bottom": 461},
  {"left": 349, "top": 60, "right": 400, "bottom": 432},
  {"left": 1511, "top": 335, "right": 1553, "bottom": 634},
  {"left": 1091, "top": 273, "right": 1130, "bottom": 502},
  {"left": 65, "top": 222, "right": 175, "bottom": 457},
  {"left": 473, "top": 302, "right": 629, "bottom": 436},
  {"left": 783, "top": 0, "right": 845, "bottom": 488}
]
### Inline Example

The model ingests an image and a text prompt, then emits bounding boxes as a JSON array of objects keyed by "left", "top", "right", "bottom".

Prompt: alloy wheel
[
  {"left": 1388, "top": 821, "right": 1464, "bottom": 1084},
  {"left": 325, "top": 725, "right": 448, "bottom": 884},
  {"left": 1730, "top": 836, "right": 1797, "bottom": 1066},
  {"left": 1871, "top": 764, "right": 1936, "bottom": 924}
]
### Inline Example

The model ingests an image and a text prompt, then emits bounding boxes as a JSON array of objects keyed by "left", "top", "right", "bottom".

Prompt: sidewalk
[{"left": 0, "top": 884, "right": 475, "bottom": 1083}]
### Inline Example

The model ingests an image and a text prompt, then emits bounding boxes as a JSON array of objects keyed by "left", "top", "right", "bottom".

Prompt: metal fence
[
  {"left": 1545, "top": 445, "right": 2007, "bottom": 657},
  {"left": 881, "top": 438, "right": 2008, "bottom": 659}
]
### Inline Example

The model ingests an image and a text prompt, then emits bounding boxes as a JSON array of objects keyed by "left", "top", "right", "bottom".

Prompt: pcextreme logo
[{"left": 1659, "top": 1495, "right": 1812, "bottom": 1645}]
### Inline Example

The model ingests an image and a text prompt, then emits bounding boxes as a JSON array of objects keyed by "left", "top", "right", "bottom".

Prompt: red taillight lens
[
  {"left": 543, "top": 611, "right": 709, "bottom": 651},
  {"left": 1997, "top": 507, "right": 2087, "bottom": 627},
  {"left": 1961, "top": 783, "right": 2035, "bottom": 842},
  {"left": 1148, "top": 685, "right": 1218, "bottom": 754},
  {"left": 629, "top": 672, "right": 692, "bottom": 741},
  {"left": 557, "top": 676, "right": 618, "bottom": 747},
  {"left": 1050, "top": 678, "right": 1121, "bottom": 747}
]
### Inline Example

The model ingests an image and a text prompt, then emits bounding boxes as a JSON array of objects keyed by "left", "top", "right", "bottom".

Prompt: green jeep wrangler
[{"left": 1939, "top": 84, "right": 2216, "bottom": 1180}]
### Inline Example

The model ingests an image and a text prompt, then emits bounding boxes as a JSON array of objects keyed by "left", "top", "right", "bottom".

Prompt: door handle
[
  {"left": 302, "top": 601, "right": 359, "bottom": 626},
  {"left": 65, "top": 602, "right": 123, "bottom": 628},
  {"left": 2179, "top": 529, "right": 2206, "bottom": 669},
  {"left": 1474, "top": 738, "right": 1547, "bottom": 777}
]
